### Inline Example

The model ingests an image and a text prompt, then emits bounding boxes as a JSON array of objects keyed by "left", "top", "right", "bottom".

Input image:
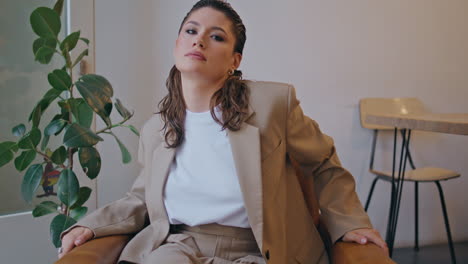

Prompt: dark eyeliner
[{"left": 212, "top": 35, "right": 224, "bottom": 42}]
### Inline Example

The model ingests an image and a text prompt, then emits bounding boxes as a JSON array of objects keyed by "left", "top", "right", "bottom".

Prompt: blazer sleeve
[
  {"left": 285, "top": 85, "right": 372, "bottom": 244},
  {"left": 61, "top": 122, "right": 152, "bottom": 239}
]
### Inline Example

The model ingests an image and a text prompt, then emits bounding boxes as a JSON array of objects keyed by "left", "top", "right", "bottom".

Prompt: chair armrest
[
  {"left": 54, "top": 235, "right": 131, "bottom": 264},
  {"left": 332, "top": 242, "right": 395, "bottom": 264}
]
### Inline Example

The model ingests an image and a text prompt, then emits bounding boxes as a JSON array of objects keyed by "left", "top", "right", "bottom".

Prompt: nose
[{"left": 193, "top": 39, "right": 204, "bottom": 48}]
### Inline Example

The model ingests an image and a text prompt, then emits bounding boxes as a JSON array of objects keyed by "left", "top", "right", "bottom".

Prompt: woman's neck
[{"left": 181, "top": 76, "right": 225, "bottom": 113}]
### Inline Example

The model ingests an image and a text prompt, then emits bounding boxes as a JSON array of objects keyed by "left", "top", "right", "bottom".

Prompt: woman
[{"left": 59, "top": 1, "right": 387, "bottom": 263}]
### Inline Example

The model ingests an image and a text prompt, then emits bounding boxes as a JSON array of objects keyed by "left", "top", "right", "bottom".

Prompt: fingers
[
  {"left": 58, "top": 232, "right": 75, "bottom": 259},
  {"left": 356, "top": 229, "right": 387, "bottom": 251},
  {"left": 343, "top": 228, "right": 389, "bottom": 256},
  {"left": 74, "top": 229, "right": 93, "bottom": 246},
  {"left": 342, "top": 230, "right": 368, "bottom": 244},
  {"left": 58, "top": 227, "right": 93, "bottom": 259}
]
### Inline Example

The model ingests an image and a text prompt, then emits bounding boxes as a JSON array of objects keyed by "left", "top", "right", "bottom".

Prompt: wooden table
[
  {"left": 366, "top": 113, "right": 468, "bottom": 135},
  {"left": 364, "top": 112, "right": 468, "bottom": 262}
]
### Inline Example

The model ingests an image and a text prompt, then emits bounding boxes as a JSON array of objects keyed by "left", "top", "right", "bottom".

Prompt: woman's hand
[
  {"left": 58, "top": 226, "right": 94, "bottom": 259},
  {"left": 342, "top": 228, "right": 389, "bottom": 256}
]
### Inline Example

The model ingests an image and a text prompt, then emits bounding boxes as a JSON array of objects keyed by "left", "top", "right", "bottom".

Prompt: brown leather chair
[{"left": 55, "top": 158, "right": 395, "bottom": 264}]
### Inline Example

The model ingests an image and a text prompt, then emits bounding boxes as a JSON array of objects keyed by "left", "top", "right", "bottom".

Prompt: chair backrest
[{"left": 359, "top": 98, "right": 427, "bottom": 130}]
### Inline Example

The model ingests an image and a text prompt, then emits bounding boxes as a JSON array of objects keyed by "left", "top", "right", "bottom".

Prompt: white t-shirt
[{"left": 163, "top": 108, "right": 250, "bottom": 228}]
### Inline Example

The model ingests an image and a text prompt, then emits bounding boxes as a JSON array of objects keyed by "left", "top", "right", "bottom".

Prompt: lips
[{"left": 185, "top": 51, "right": 206, "bottom": 61}]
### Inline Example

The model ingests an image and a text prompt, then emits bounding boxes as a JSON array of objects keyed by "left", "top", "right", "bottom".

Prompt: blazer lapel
[
  {"left": 228, "top": 105, "right": 263, "bottom": 249},
  {"left": 149, "top": 142, "right": 175, "bottom": 222}
]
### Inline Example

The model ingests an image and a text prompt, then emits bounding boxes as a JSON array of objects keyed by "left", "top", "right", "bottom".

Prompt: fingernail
[
  {"left": 360, "top": 238, "right": 367, "bottom": 244},
  {"left": 76, "top": 239, "right": 82, "bottom": 244}
]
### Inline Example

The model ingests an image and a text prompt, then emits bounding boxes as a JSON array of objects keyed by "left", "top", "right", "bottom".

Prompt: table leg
[
  {"left": 392, "top": 130, "right": 412, "bottom": 250},
  {"left": 387, "top": 129, "right": 412, "bottom": 256},
  {"left": 385, "top": 128, "right": 398, "bottom": 249}
]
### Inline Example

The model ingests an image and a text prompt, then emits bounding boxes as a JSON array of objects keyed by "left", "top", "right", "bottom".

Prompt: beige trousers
[{"left": 142, "top": 224, "right": 266, "bottom": 264}]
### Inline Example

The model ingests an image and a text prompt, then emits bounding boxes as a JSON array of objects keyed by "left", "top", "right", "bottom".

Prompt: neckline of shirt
[{"left": 186, "top": 106, "right": 222, "bottom": 122}]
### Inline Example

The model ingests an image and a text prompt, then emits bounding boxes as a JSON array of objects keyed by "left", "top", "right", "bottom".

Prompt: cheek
[
  {"left": 175, "top": 36, "right": 184, "bottom": 47},
  {"left": 174, "top": 38, "right": 185, "bottom": 57},
  {"left": 215, "top": 50, "right": 235, "bottom": 67}
]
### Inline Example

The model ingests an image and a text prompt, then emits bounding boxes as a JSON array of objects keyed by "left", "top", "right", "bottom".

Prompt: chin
[{"left": 178, "top": 67, "right": 209, "bottom": 78}]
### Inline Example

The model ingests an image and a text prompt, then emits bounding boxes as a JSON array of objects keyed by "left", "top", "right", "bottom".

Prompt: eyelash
[{"left": 185, "top": 29, "right": 225, "bottom": 42}]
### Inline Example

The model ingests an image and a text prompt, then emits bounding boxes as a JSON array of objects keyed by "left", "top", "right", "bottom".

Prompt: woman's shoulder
[
  {"left": 245, "top": 79, "right": 293, "bottom": 94},
  {"left": 245, "top": 80, "right": 296, "bottom": 110},
  {"left": 139, "top": 114, "right": 164, "bottom": 142}
]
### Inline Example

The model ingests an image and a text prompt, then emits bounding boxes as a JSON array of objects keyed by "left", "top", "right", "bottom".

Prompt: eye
[
  {"left": 185, "top": 29, "right": 197, "bottom": 35},
  {"left": 211, "top": 35, "right": 225, "bottom": 42}
]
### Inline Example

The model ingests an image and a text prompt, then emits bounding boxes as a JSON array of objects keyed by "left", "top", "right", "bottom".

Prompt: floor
[{"left": 392, "top": 241, "right": 468, "bottom": 264}]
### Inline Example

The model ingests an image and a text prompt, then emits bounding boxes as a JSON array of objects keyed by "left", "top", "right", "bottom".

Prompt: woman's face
[{"left": 173, "top": 7, "right": 241, "bottom": 82}]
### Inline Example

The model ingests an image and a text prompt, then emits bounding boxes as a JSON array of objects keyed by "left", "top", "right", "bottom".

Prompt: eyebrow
[{"left": 185, "top": 21, "right": 227, "bottom": 34}]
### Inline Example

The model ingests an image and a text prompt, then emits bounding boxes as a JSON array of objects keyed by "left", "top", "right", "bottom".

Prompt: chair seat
[{"left": 370, "top": 167, "right": 460, "bottom": 182}]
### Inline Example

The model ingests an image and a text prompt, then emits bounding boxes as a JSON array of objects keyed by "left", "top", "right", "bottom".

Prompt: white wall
[{"left": 95, "top": 0, "right": 468, "bottom": 247}]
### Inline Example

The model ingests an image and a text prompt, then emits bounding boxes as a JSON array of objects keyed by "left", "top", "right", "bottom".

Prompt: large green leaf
[
  {"left": 34, "top": 46, "right": 56, "bottom": 64},
  {"left": 80, "top": 74, "right": 113, "bottom": 97},
  {"left": 32, "top": 201, "right": 59, "bottom": 217},
  {"left": 21, "top": 164, "right": 43, "bottom": 203},
  {"left": 29, "top": 105, "right": 42, "bottom": 128},
  {"left": 29, "top": 89, "right": 62, "bottom": 127},
  {"left": 41, "top": 134, "right": 50, "bottom": 151},
  {"left": 57, "top": 169, "right": 79, "bottom": 206},
  {"left": 1, "top": 142, "right": 19, "bottom": 153},
  {"left": 53, "top": 0, "right": 65, "bottom": 16},
  {"left": 114, "top": 98, "right": 133, "bottom": 119},
  {"left": 0, "top": 153, "right": 13, "bottom": 168},
  {"left": 12, "top": 124, "right": 26, "bottom": 137},
  {"left": 18, "top": 127, "right": 41, "bottom": 150},
  {"left": 70, "top": 98, "right": 93, "bottom": 128},
  {"left": 50, "top": 214, "right": 77, "bottom": 248},
  {"left": 51, "top": 146, "right": 67, "bottom": 165},
  {"left": 48, "top": 69, "right": 71, "bottom": 91},
  {"left": 60, "top": 31, "right": 80, "bottom": 52},
  {"left": 78, "top": 147, "right": 101, "bottom": 179},
  {"left": 0, "top": 142, "right": 17, "bottom": 167},
  {"left": 111, "top": 133, "right": 131, "bottom": 164},
  {"left": 63, "top": 123, "right": 103, "bottom": 148},
  {"left": 71, "top": 186, "right": 92, "bottom": 209},
  {"left": 75, "top": 74, "right": 113, "bottom": 126},
  {"left": 70, "top": 206, "right": 88, "bottom": 221},
  {"left": 45, "top": 119, "right": 67, "bottom": 136},
  {"left": 30, "top": 7, "right": 61, "bottom": 38},
  {"left": 33, "top": 38, "right": 57, "bottom": 64},
  {"left": 14, "top": 150, "right": 37, "bottom": 171}
]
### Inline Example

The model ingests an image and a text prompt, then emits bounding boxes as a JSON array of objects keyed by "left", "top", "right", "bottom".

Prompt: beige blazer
[{"left": 68, "top": 81, "right": 372, "bottom": 264}]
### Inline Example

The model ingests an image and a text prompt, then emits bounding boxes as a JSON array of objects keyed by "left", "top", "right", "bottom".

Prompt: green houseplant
[{"left": 0, "top": 0, "right": 138, "bottom": 248}]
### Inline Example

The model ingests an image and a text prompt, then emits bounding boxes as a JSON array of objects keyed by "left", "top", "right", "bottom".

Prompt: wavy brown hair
[{"left": 158, "top": 0, "right": 249, "bottom": 148}]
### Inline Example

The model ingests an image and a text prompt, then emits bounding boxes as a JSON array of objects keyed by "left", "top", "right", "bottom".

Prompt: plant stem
[
  {"left": 66, "top": 47, "right": 74, "bottom": 171},
  {"left": 95, "top": 116, "right": 132, "bottom": 134},
  {"left": 62, "top": 46, "right": 76, "bottom": 216}
]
